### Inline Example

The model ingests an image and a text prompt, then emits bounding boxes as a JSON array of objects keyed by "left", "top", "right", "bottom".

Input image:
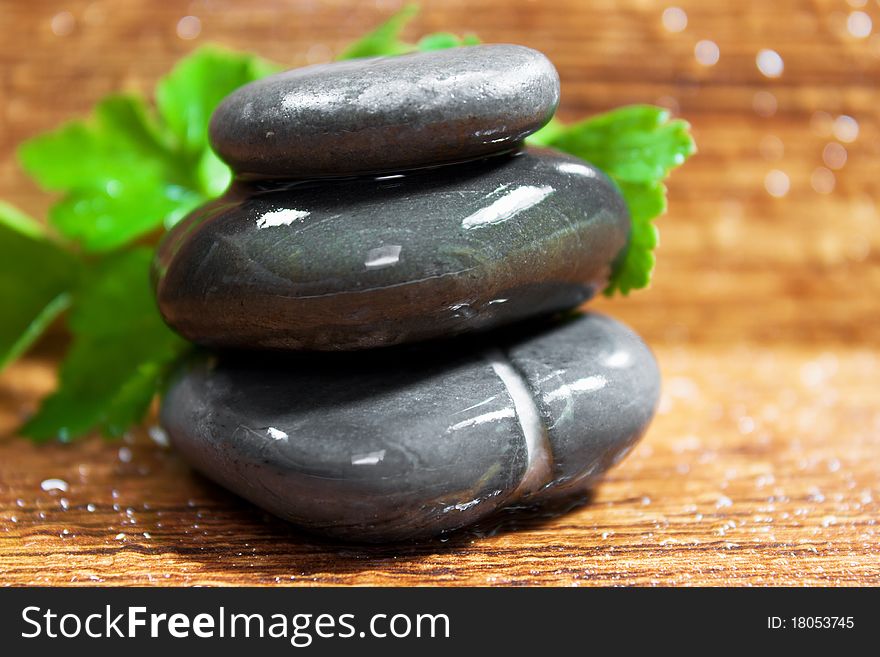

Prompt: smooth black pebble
[
  {"left": 153, "top": 148, "right": 630, "bottom": 351},
  {"left": 160, "top": 313, "right": 660, "bottom": 542},
  {"left": 209, "top": 44, "right": 560, "bottom": 178}
]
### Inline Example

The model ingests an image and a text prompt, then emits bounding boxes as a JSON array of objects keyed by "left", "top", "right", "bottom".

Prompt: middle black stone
[{"left": 154, "top": 148, "right": 630, "bottom": 351}]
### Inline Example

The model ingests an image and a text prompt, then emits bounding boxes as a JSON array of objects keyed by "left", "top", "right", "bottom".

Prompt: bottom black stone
[{"left": 160, "top": 313, "right": 660, "bottom": 542}]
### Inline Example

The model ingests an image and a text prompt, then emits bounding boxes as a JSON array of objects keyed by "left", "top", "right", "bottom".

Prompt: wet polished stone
[
  {"left": 160, "top": 312, "right": 660, "bottom": 542},
  {"left": 209, "top": 45, "right": 560, "bottom": 178},
  {"left": 154, "top": 148, "right": 630, "bottom": 351}
]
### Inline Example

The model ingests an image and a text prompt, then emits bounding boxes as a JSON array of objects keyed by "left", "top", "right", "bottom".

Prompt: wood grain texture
[{"left": 0, "top": 0, "right": 878, "bottom": 586}]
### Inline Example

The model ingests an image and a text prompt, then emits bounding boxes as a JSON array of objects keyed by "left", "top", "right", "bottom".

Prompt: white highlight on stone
[
  {"left": 603, "top": 350, "right": 633, "bottom": 368},
  {"left": 461, "top": 185, "right": 554, "bottom": 229},
  {"left": 256, "top": 208, "right": 310, "bottom": 229},
  {"left": 267, "top": 427, "right": 288, "bottom": 441},
  {"left": 364, "top": 244, "right": 402, "bottom": 269},
  {"left": 445, "top": 499, "right": 482, "bottom": 512},
  {"left": 543, "top": 375, "right": 608, "bottom": 404},
  {"left": 351, "top": 450, "right": 386, "bottom": 466},
  {"left": 556, "top": 162, "right": 597, "bottom": 178},
  {"left": 454, "top": 395, "right": 499, "bottom": 415},
  {"left": 40, "top": 478, "right": 69, "bottom": 493},
  {"left": 756, "top": 49, "right": 784, "bottom": 78},
  {"left": 485, "top": 349, "right": 552, "bottom": 496},
  {"left": 448, "top": 408, "right": 516, "bottom": 432}
]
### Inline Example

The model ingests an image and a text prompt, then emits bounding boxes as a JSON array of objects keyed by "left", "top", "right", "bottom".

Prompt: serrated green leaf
[
  {"left": 338, "top": 4, "right": 420, "bottom": 59},
  {"left": 604, "top": 181, "right": 665, "bottom": 295},
  {"left": 539, "top": 105, "right": 694, "bottom": 295},
  {"left": 546, "top": 105, "right": 695, "bottom": 184},
  {"left": 339, "top": 6, "right": 480, "bottom": 60},
  {"left": 18, "top": 94, "right": 174, "bottom": 191},
  {"left": 0, "top": 202, "right": 80, "bottom": 371},
  {"left": 17, "top": 48, "right": 278, "bottom": 253},
  {"left": 21, "top": 248, "right": 186, "bottom": 441},
  {"left": 18, "top": 95, "right": 191, "bottom": 251},
  {"left": 156, "top": 45, "right": 281, "bottom": 157}
]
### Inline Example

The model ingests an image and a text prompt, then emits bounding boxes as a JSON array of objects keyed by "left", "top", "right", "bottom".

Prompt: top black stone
[{"left": 209, "top": 44, "right": 560, "bottom": 178}]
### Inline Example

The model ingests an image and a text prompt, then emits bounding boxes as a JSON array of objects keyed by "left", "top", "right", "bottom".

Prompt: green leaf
[
  {"left": 156, "top": 45, "right": 281, "bottom": 157},
  {"left": 417, "top": 32, "right": 481, "bottom": 51},
  {"left": 17, "top": 48, "right": 279, "bottom": 253},
  {"left": 46, "top": 173, "right": 195, "bottom": 251},
  {"left": 19, "top": 95, "right": 173, "bottom": 191},
  {"left": 339, "top": 6, "right": 481, "bottom": 59},
  {"left": 18, "top": 95, "right": 188, "bottom": 251},
  {"left": 21, "top": 248, "right": 186, "bottom": 441},
  {"left": 605, "top": 181, "right": 665, "bottom": 295},
  {"left": 545, "top": 105, "right": 695, "bottom": 184},
  {"left": 338, "top": 4, "right": 420, "bottom": 59},
  {"left": 534, "top": 105, "right": 695, "bottom": 295},
  {"left": 0, "top": 202, "right": 80, "bottom": 371},
  {"left": 525, "top": 117, "right": 567, "bottom": 147}
]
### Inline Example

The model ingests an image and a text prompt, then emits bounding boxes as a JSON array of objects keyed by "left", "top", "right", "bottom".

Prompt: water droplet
[
  {"left": 737, "top": 416, "right": 756, "bottom": 434},
  {"left": 662, "top": 7, "right": 688, "bottom": 33},
  {"left": 847, "top": 11, "right": 872, "bottom": 38},
  {"left": 694, "top": 40, "right": 720, "bottom": 66},
  {"left": 756, "top": 49, "right": 784, "bottom": 77},
  {"left": 118, "top": 446, "right": 133, "bottom": 463},
  {"left": 51, "top": 11, "right": 75, "bottom": 37},
  {"left": 115, "top": 533, "right": 126, "bottom": 540},
  {"left": 87, "top": 503, "right": 96, "bottom": 513},
  {"left": 811, "top": 167, "right": 836, "bottom": 194},
  {"left": 148, "top": 425, "right": 170, "bottom": 447},
  {"left": 176, "top": 15, "right": 201, "bottom": 40},
  {"left": 832, "top": 115, "right": 859, "bottom": 143},
  {"left": 822, "top": 142, "right": 847, "bottom": 169},
  {"left": 40, "top": 478, "right": 69, "bottom": 493},
  {"left": 752, "top": 91, "right": 777, "bottom": 117},
  {"left": 764, "top": 169, "right": 790, "bottom": 197},
  {"left": 716, "top": 495, "right": 733, "bottom": 509}
]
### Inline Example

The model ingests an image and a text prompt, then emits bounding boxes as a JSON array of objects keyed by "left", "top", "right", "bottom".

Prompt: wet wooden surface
[{"left": 1, "top": 0, "right": 878, "bottom": 586}]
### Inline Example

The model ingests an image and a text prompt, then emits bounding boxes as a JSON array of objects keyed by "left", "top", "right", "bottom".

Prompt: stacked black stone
[{"left": 153, "top": 45, "right": 660, "bottom": 542}]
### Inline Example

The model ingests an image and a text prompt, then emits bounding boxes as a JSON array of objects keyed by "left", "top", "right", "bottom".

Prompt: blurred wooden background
[{"left": 1, "top": 0, "right": 878, "bottom": 586}]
